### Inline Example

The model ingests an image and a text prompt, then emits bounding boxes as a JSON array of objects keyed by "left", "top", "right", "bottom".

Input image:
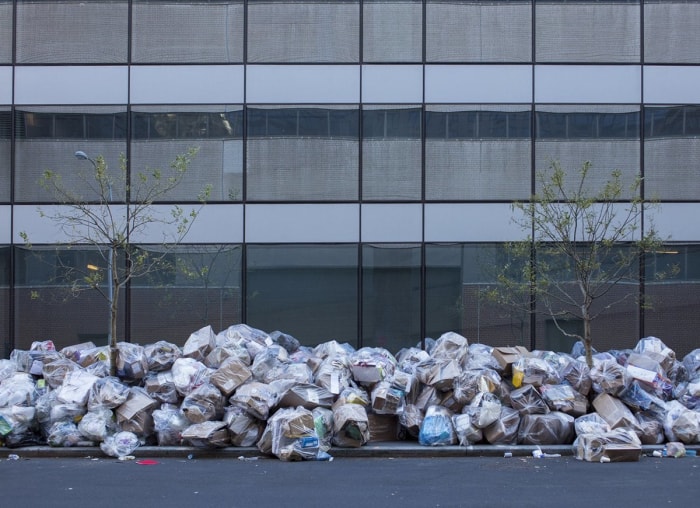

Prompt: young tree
[
  {"left": 21, "top": 148, "right": 209, "bottom": 375},
  {"left": 487, "top": 160, "right": 669, "bottom": 367}
]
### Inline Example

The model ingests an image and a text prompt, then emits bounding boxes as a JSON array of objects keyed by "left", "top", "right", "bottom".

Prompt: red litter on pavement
[{"left": 135, "top": 459, "right": 159, "bottom": 466}]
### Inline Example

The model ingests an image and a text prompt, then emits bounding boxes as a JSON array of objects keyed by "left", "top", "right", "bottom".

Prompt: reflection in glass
[
  {"left": 246, "top": 244, "right": 358, "bottom": 347},
  {"left": 362, "top": 244, "right": 421, "bottom": 351},
  {"left": 130, "top": 244, "right": 242, "bottom": 344}
]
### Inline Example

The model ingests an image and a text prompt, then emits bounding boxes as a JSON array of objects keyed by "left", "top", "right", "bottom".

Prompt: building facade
[{"left": 1, "top": 0, "right": 699, "bottom": 359}]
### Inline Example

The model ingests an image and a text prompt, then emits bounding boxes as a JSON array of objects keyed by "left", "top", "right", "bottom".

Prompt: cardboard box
[
  {"left": 279, "top": 383, "right": 334, "bottom": 409},
  {"left": 592, "top": 393, "right": 637, "bottom": 429},
  {"left": 209, "top": 358, "right": 251, "bottom": 396},
  {"left": 332, "top": 403, "right": 370, "bottom": 448},
  {"left": 602, "top": 443, "right": 642, "bottom": 462},
  {"left": 182, "top": 421, "right": 230, "bottom": 448},
  {"left": 367, "top": 413, "right": 402, "bottom": 442},
  {"left": 419, "top": 359, "right": 461, "bottom": 392},
  {"left": 371, "top": 382, "right": 404, "bottom": 414},
  {"left": 116, "top": 389, "right": 158, "bottom": 423},
  {"left": 492, "top": 346, "right": 529, "bottom": 375}
]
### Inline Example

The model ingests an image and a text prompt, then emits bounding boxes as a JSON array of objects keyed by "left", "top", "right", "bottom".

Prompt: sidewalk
[{"left": 5, "top": 442, "right": 698, "bottom": 460}]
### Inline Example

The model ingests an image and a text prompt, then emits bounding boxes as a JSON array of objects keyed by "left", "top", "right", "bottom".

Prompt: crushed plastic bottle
[{"left": 7, "top": 454, "right": 19, "bottom": 461}]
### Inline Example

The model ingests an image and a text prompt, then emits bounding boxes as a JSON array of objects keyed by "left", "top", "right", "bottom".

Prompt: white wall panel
[
  {"left": 424, "top": 203, "right": 523, "bottom": 242},
  {"left": 362, "top": 65, "right": 423, "bottom": 103},
  {"left": 245, "top": 204, "right": 359, "bottom": 242},
  {"left": 644, "top": 66, "right": 700, "bottom": 103},
  {"left": 0, "top": 67, "right": 11, "bottom": 103},
  {"left": 130, "top": 65, "right": 244, "bottom": 104},
  {"left": 652, "top": 204, "right": 700, "bottom": 242},
  {"left": 535, "top": 65, "right": 641, "bottom": 103},
  {"left": 14, "top": 66, "right": 128, "bottom": 105},
  {"left": 246, "top": 65, "right": 360, "bottom": 103},
  {"left": 13, "top": 204, "right": 127, "bottom": 244},
  {"left": 130, "top": 204, "right": 243, "bottom": 244},
  {"left": 16, "top": 204, "right": 242, "bottom": 245},
  {"left": 361, "top": 204, "right": 422, "bottom": 242},
  {"left": 425, "top": 65, "right": 532, "bottom": 103}
]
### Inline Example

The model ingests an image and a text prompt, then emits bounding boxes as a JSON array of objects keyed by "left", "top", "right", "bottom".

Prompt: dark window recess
[
  {"left": 247, "top": 108, "right": 358, "bottom": 139},
  {"left": 537, "top": 111, "right": 639, "bottom": 140},
  {"left": 15, "top": 111, "right": 127, "bottom": 139},
  {"left": 330, "top": 109, "right": 359, "bottom": 138},
  {"left": 246, "top": 108, "right": 268, "bottom": 137},
  {"left": 448, "top": 111, "right": 477, "bottom": 139},
  {"left": 0, "top": 111, "right": 11, "bottom": 139},
  {"left": 299, "top": 109, "right": 329, "bottom": 137},
  {"left": 425, "top": 111, "right": 447, "bottom": 139},
  {"left": 132, "top": 111, "right": 242, "bottom": 140},
  {"left": 645, "top": 105, "right": 700, "bottom": 139},
  {"left": 426, "top": 110, "right": 531, "bottom": 140},
  {"left": 86, "top": 113, "right": 127, "bottom": 139},
  {"left": 363, "top": 108, "right": 421, "bottom": 139},
  {"left": 536, "top": 111, "right": 567, "bottom": 139}
]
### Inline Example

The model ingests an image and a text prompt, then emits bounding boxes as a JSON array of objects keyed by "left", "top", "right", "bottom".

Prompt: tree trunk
[{"left": 583, "top": 314, "right": 593, "bottom": 368}]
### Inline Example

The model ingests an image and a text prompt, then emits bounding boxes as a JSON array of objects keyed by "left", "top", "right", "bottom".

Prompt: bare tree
[
  {"left": 21, "top": 148, "right": 209, "bottom": 375},
  {"left": 486, "top": 160, "right": 671, "bottom": 367}
]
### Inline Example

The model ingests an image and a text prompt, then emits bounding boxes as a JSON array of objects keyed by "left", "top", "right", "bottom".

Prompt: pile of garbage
[{"left": 1, "top": 324, "right": 699, "bottom": 462}]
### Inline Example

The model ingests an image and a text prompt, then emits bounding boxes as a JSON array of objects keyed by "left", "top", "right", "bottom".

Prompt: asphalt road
[{"left": 0, "top": 454, "right": 698, "bottom": 508}]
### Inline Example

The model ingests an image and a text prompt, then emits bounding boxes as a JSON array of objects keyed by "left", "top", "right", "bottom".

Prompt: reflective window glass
[{"left": 246, "top": 244, "right": 359, "bottom": 347}]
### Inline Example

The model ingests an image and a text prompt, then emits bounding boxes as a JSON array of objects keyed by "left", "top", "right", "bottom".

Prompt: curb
[{"left": 4, "top": 443, "right": 697, "bottom": 460}]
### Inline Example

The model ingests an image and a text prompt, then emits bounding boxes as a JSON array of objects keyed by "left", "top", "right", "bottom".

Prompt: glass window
[
  {"left": 299, "top": 109, "right": 330, "bottom": 137},
  {"left": 246, "top": 244, "right": 359, "bottom": 347},
  {"left": 535, "top": 106, "right": 641, "bottom": 200},
  {"left": 645, "top": 2, "right": 700, "bottom": 64},
  {"left": 268, "top": 109, "right": 298, "bottom": 136},
  {"left": 53, "top": 114, "right": 86, "bottom": 139},
  {"left": 130, "top": 244, "right": 242, "bottom": 345},
  {"left": 0, "top": 1, "right": 11, "bottom": 64},
  {"left": 599, "top": 111, "right": 640, "bottom": 138},
  {"left": 247, "top": 1, "right": 360, "bottom": 63},
  {"left": 566, "top": 113, "right": 597, "bottom": 139},
  {"left": 363, "top": 0, "right": 422, "bottom": 62},
  {"left": 16, "top": 0, "right": 129, "bottom": 63},
  {"left": 536, "top": 2, "right": 640, "bottom": 63},
  {"left": 426, "top": 0, "right": 532, "bottom": 63},
  {"left": 14, "top": 107, "right": 129, "bottom": 203},
  {"left": 362, "top": 244, "right": 421, "bottom": 351},
  {"left": 645, "top": 106, "right": 687, "bottom": 138},
  {"left": 362, "top": 106, "right": 422, "bottom": 200},
  {"left": 425, "top": 105, "right": 532, "bottom": 200},
  {"left": 0, "top": 246, "right": 8, "bottom": 358},
  {"left": 425, "top": 243, "right": 533, "bottom": 347},
  {"left": 246, "top": 106, "right": 359, "bottom": 201},
  {"left": 363, "top": 107, "right": 421, "bottom": 139},
  {"left": 0, "top": 108, "right": 10, "bottom": 202},
  {"left": 330, "top": 110, "right": 360, "bottom": 138},
  {"left": 644, "top": 106, "right": 700, "bottom": 200},
  {"left": 131, "top": 106, "right": 244, "bottom": 202},
  {"left": 536, "top": 111, "right": 567, "bottom": 139},
  {"left": 426, "top": 111, "right": 448, "bottom": 139},
  {"left": 13, "top": 246, "right": 125, "bottom": 351},
  {"left": 0, "top": 245, "right": 9, "bottom": 287},
  {"left": 448, "top": 111, "right": 478, "bottom": 139},
  {"left": 132, "top": 0, "right": 244, "bottom": 63}
]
